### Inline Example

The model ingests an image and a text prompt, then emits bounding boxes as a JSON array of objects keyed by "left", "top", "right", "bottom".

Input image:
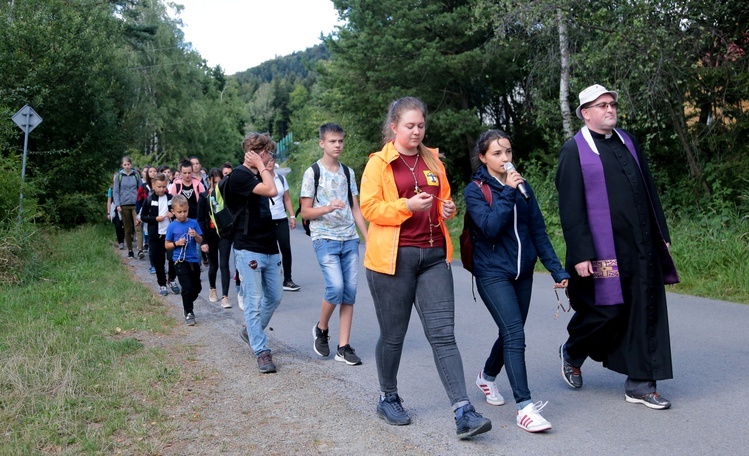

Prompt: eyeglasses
[
  {"left": 254, "top": 149, "right": 276, "bottom": 158},
  {"left": 554, "top": 288, "right": 571, "bottom": 320},
  {"left": 586, "top": 101, "right": 619, "bottom": 110}
]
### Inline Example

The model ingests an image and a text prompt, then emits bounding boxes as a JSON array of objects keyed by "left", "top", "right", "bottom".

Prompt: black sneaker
[
  {"left": 313, "top": 323, "right": 330, "bottom": 357},
  {"left": 137, "top": 249, "right": 145, "bottom": 260},
  {"left": 257, "top": 350, "right": 276, "bottom": 373},
  {"left": 625, "top": 392, "right": 671, "bottom": 410},
  {"left": 185, "top": 312, "right": 196, "bottom": 326},
  {"left": 283, "top": 280, "right": 301, "bottom": 291},
  {"left": 128, "top": 250, "right": 134, "bottom": 258},
  {"left": 560, "top": 344, "right": 583, "bottom": 389},
  {"left": 335, "top": 344, "right": 362, "bottom": 366},
  {"left": 377, "top": 393, "right": 411, "bottom": 425},
  {"left": 239, "top": 326, "right": 250, "bottom": 348},
  {"left": 455, "top": 404, "right": 492, "bottom": 440}
]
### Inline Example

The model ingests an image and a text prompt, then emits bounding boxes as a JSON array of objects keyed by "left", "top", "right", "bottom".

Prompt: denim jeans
[
  {"left": 313, "top": 238, "right": 359, "bottom": 304},
  {"left": 366, "top": 246, "right": 469, "bottom": 407},
  {"left": 476, "top": 275, "right": 534, "bottom": 407},
  {"left": 234, "top": 249, "right": 283, "bottom": 356}
]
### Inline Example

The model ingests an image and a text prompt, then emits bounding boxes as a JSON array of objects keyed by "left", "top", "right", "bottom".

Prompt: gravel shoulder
[{"left": 123, "top": 251, "right": 430, "bottom": 455}]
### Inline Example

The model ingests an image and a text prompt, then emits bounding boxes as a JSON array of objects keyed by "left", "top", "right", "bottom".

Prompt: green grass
[
  {"left": 666, "top": 214, "right": 749, "bottom": 303},
  {"left": 0, "top": 224, "right": 183, "bottom": 454}
]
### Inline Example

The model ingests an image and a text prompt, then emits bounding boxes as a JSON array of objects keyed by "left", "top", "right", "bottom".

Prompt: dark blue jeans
[
  {"left": 366, "top": 246, "right": 469, "bottom": 407},
  {"left": 476, "top": 275, "right": 534, "bottom": 407}
]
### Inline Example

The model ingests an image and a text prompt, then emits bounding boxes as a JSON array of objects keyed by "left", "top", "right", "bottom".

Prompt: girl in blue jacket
[{"left": 464, "top": 130, "right": 569, "bottom": 433}]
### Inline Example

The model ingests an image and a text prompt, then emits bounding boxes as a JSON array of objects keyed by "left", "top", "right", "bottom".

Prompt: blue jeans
[
  {"left": 366, "top": 246, "right": 469, "bottom": 407},
  {"left": 476, "top": 275, "right": 534, "bottom": 408},
  {"left": 234, "top": 249, "right": 283, "bottom": 356},
  {"left": 313, "top": 238, "right": 359, "bottom": 304}
]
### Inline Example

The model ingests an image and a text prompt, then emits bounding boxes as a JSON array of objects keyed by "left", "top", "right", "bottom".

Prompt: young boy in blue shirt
[{"left": 165, "top": 195, "right": 203, "bottom": 326}]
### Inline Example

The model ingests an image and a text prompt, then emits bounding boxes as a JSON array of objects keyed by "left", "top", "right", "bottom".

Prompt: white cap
[{"left": 576, "top": 84, "right": 618, "bottom": 119}]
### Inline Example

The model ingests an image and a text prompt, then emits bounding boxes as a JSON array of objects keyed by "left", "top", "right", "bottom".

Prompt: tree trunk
[
  {"left": 666, "top": 102, "right": 709, "bottom": 195},
  {"left": 558, "top": 9, "right": 573, "bottom": 140}
]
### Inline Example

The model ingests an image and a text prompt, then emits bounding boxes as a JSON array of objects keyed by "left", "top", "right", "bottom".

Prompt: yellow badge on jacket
[{"left": 423, "top": 170, "right": 439, "bottom": 186}]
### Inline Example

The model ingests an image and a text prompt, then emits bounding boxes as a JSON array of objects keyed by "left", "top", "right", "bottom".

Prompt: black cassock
[{"left": 555, "top": 129, "right": 673, "bottom": 381}]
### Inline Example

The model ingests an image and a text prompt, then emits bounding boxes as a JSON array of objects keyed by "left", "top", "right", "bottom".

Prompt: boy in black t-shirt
[{"left": 225, "top": 133, "right": 282, "bottom": 373}]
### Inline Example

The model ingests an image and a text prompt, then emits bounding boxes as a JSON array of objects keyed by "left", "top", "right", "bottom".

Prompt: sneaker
[
  {"left": 237, "top": 292, "right": 244, "bottom": 311},
  {"left": 257, "top": 350, "right": 276, "bottom": 373},
  {"left": 560, "top": 344, "right": 583, "bottom": 389},
  {"left": 377, "top": 393, "right": 411, "bottom": 426},
  {"left": 185, "top": 312, "right": 196, "bottom": 326},
  {"left": 239, "top": 327, "right": 250, "bottom": 348},
  {"left": 625, "top": 392, "right": 671, "bottom": 410},
  {"left": 516, "top": 401, "right": 552, "bottom": 433},
  {"left": 137, "top": 250, "right": 145, "bottom": 260},
  {"left": 169, "top": 281, "right": 180, "bottom": 294},
  {"left": 313, "top": 323, "right": 330, "bottom": 357},
  {"left": 149, "top": 266, "right": 156, "bottom": 274},
  {"left": 335, "top": 344, "right": 362, "bottom": 366},
  {"left": 475, "top": 371, "right": 505, "bottom": 406},
  {"left": 128, "top": 250, "right": 134, "bottom": 258},
  {"left": 209, "top": 288, "right": 218, "bottom": 302},
  {"left": 283, "top": 280, "right": 301, "bottom": 291},
  {"left": 221, "top": 296, "right": 232, "bottom": 309},
  {"left": 119, "top": 242, "right": 125, "bottom": 250},
  {"left": 159, "top": 286, "right": 168, "bottom": 296},
  {"left": 455, "top": 404, "right": 492, "bottom": 439}
]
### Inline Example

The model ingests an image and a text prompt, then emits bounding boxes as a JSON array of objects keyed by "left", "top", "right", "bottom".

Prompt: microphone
[{"left": 504, "top": 162, "right": 530, "bottom": 201}]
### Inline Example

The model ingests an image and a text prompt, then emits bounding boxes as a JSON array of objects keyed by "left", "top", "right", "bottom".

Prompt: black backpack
[
  {"left": 215, "top": 171, "right": 247, "bottom": 239},
  {"left": 295, "top": 162, "right": 354, "bottom": 236}
]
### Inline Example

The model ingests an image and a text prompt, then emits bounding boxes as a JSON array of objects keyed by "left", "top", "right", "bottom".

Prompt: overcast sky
[{"left": 171, "top": 0, "right": 342, "bottom": 75}]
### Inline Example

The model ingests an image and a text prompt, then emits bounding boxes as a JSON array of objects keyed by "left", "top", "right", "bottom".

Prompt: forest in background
[{"left": 1, "top": 0, "right": 748, "bottom": 298}]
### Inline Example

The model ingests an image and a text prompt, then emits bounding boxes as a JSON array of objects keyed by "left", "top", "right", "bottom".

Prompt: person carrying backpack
[
  {"left": 113, "top": 156, "right": 144, "bottom": 259},
  {"left": 300, "top": 123, "right": 368, "bottom": 366}
]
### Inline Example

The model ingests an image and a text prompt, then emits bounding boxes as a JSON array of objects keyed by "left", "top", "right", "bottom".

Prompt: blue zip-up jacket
[{"left": 464, "top": 165, "right": 569, "bottom": 282}]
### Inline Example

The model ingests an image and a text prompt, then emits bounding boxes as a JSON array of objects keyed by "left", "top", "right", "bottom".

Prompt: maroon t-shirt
[{"left": 391, "top": 153, "right": 445, "bottom": 248}]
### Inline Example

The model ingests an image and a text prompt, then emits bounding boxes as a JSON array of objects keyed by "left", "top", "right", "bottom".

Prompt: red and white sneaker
[
  {"left": 516, "top": 401, "right": 552, "bottom": 433},
  {"left": 475, "top": 371, "right": 505, "bottom": 406}
]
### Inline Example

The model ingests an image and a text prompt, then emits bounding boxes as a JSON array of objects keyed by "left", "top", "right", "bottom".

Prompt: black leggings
[
  {"left": 206, "top": 231, "right": 232, "bottom": 297},
  {"left": 274, "top": 218, "right": 293, "bottom": 282},
  {"left": 150, "top": 235, "right": 176, "bottom": 287},
  {"left": 175, "top": 261, "right": 202, "bottom": 315}
]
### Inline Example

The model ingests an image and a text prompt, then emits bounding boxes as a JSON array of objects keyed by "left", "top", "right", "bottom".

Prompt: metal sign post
[{"left": 11, "top": 104, "right": 43, "bottom": 226}]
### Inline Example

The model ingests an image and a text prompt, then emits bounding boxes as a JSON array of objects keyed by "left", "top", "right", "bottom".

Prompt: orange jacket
[{"left": 360, "top": 141, "right": 454, "bottom": 275}]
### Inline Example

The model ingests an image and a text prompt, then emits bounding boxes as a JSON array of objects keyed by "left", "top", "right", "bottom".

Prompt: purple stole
[{"left": 574, "top": 127, "right": 679, "bottom": 306}]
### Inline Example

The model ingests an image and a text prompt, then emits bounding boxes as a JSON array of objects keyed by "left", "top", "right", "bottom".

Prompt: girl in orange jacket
[{"left": 360, "top": 96, "right": 492, "bottom": 440}]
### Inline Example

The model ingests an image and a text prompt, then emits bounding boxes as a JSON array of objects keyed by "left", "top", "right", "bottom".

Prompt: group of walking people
[{"left": 110, "top": 83, "right": 676, "bottom": 441}]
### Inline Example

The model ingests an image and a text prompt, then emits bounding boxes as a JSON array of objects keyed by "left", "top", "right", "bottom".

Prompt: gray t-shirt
[{"left": 300, "top": 160, "right": 359, "bottom": 242}]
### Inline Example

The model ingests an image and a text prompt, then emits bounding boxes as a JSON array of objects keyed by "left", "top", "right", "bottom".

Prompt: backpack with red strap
[{"left": 459, "top": 179, "right": 492, "bottom": 274}]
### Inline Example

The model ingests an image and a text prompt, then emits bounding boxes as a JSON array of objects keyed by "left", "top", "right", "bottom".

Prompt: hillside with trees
[{"left": 1, "top": 0, "right": 747, "bottom": 299}]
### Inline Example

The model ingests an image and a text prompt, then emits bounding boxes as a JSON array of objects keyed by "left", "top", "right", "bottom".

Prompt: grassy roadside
[{"left": 0, "top": 224, "right": 185, "bottom": 454}]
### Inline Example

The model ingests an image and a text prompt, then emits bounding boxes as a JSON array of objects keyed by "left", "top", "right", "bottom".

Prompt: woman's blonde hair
[{"left": 382, "top": 97, "right": 443, "bottom": 179}]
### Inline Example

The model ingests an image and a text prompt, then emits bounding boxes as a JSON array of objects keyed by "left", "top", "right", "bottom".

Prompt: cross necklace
[
  {"left": 399, "top": 153, "right": 440, "bottom": 246},
  {"left": 399, "top": 153, "right": 421, "bottom": 194}
]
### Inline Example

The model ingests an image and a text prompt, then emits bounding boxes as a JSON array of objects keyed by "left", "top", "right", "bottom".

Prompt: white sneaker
[
  {"left": 209, "top": 288, "right": 218, "bottom": 302},
  {"left": 475, "top": 371, "right": 505, "bottom": 406},
  {"left": 516, "top": 401, "right": 552, "bottom": 433},
  {"left": 237, "top": 292, "right": 244, "bottom": 311}
]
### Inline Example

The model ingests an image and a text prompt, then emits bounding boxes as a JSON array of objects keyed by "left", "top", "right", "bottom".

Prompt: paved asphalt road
[{"left": 185, "top": 227, "right": 749, "bottom": 454}]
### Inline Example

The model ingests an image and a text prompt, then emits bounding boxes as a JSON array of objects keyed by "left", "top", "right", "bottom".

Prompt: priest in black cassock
[{"left": 555, "top": 84, "right": 679, "bottom": 410}]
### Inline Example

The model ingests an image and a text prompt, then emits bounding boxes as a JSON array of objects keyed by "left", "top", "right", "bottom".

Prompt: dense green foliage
[
  {"left": 1, "top": 0, "right": 246, "bottom": 226},
  {"left": 2, "top": 0, "right": 747, "bottom": 300}
]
